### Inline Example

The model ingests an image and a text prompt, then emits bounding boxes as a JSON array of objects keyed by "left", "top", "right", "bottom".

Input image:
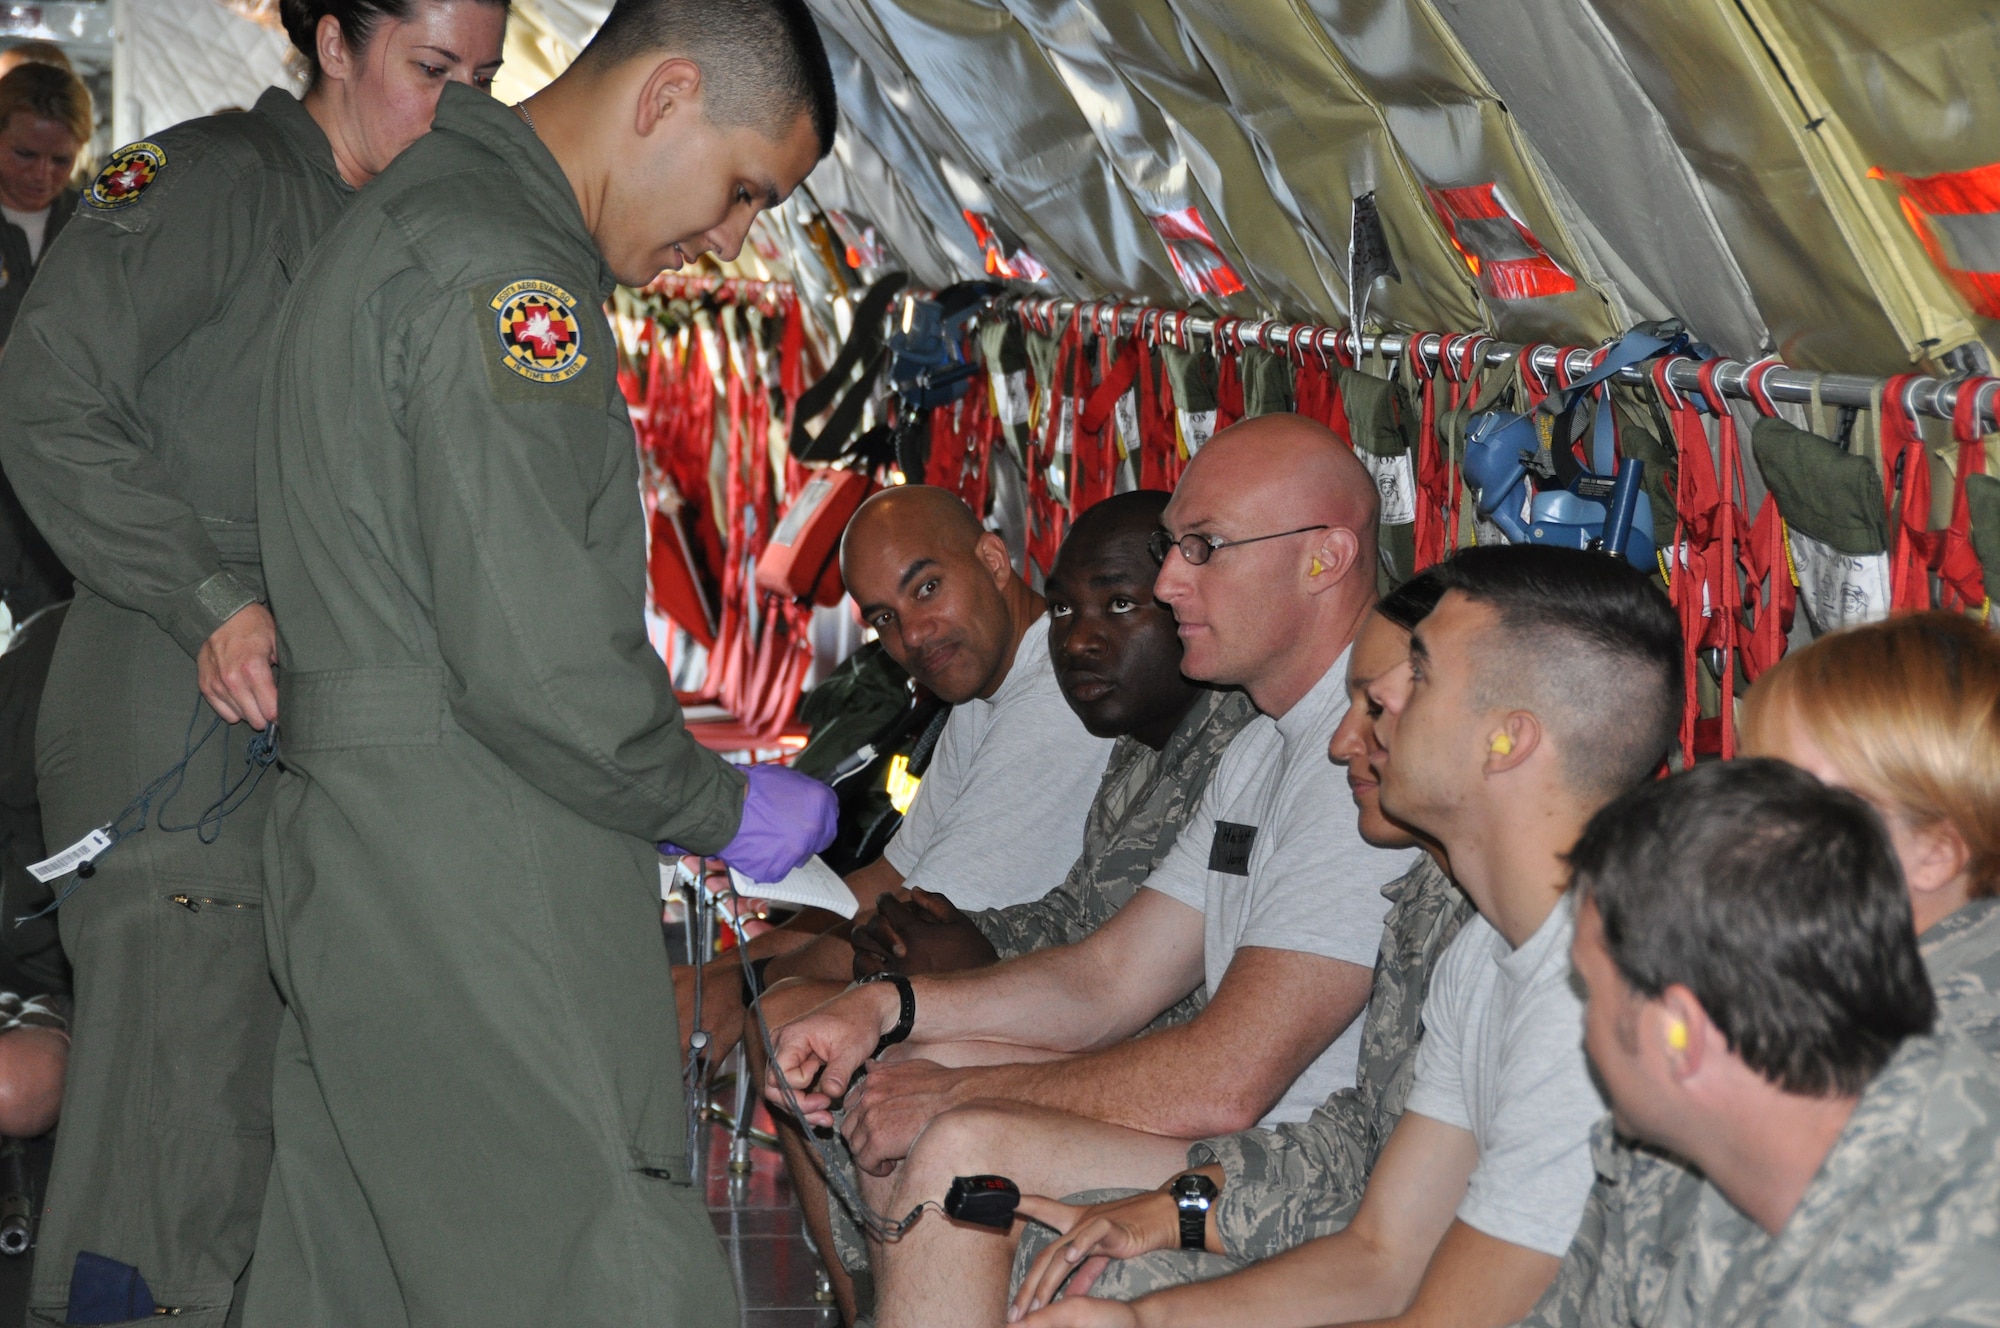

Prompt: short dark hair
[
  {"left": 1572, "top": 758, "right": 1935, "bottom": 1097},
  {"left": 1375, "top": 569, "right": 1444, "bottom": 634},
  {"left": 280, "top": 0, "right": 511, "bottom": 85},
  {"left": 1430, "top": 545, "right": 1681, "bottom": 798},
  {"left": 581, "top": 0, "right": 837, "bottom": 158}
]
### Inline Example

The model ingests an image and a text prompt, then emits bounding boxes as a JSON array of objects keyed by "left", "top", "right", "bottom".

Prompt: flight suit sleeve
[
  {"left": 393, "top": 267, "right": 746, "bottom": 852},
  {"left": 0, "top": 141, "right": 261, "bottom": 656}
]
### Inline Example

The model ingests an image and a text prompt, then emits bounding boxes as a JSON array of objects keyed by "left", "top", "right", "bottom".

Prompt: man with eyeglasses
[{"left": 768, "top": 413, "right": 1413, "bottom": 1328}]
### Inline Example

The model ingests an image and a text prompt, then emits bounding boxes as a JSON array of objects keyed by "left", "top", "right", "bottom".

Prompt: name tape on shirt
[
  {"left": 85, "top": 141, "right": 168, "bottom": 210},
  {"left": 490, "top": 278, "right": 589, "bottom": 384},
  {"left": 1208, "top": 821, "right": 1257, "bottom": 876}
]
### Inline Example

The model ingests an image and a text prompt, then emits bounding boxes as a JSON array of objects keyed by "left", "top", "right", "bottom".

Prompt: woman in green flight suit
[{"left": 0, "top": 2, "right": 507, "bottom": 1321}]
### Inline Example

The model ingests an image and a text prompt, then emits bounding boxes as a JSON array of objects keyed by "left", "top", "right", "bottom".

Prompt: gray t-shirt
[
  {"left": 1145, "top": 651, "right": 1415, "bottom": 1127},
  {"left": 882, "top": 615, "right": 1114, "bottom": 912},
  {"left": 1405, "top": 894, "right": 1603, "bottom": 1257}
]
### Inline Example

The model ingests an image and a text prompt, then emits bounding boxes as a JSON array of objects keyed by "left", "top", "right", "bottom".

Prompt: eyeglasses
[{"left": 1147, "top": 524, "right": 1331, "bottom": 567}]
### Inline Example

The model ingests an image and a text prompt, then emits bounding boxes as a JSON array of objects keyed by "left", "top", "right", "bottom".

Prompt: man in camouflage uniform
[
  {"left": 1521, "top": 802, "right": 2000, "bottom": 1328},
  {"left": 1525, "top": 759, "right": 2000, "bottom": 1328}
]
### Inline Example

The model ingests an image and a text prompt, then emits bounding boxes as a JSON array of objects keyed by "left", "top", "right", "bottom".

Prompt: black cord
[
  {"left": 710, "top": 881, "right": 938, "bottom": 1241},
  {"left": 16, "top": 696, "right": 281, "bottom": 926}
]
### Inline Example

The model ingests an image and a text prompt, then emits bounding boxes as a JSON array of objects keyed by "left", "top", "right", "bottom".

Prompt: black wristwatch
[
  {"left": 853, "top": 970, "right": 915, "bottom": 1059},
  {"left": 1168, "top": 1173, "right": 1217, "bottom": 1251}
]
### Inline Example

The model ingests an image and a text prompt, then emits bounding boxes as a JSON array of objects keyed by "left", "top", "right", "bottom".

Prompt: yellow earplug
[
  {"left": 1667, "top": 1021, "right": 1689, "bottom": 1051},
  {"left": 1488, "top": 734, "right": 1513, "bottom": 756},
  {"left": 1309, "top": 558, "right": 1324, "bottom": 576}
]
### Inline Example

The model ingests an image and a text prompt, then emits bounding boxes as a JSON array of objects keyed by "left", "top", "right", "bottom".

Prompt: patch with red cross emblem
[
  {"left": 490, "top": 278, "right": 589, "bottom": 384},
  {"left": 86, "top": 141, "right": 168, "bottom": 210}
]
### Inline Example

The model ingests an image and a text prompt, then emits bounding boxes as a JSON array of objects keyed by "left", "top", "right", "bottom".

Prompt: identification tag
[{"left": 27, "top": 828, "right": 114, "bottom": 883}]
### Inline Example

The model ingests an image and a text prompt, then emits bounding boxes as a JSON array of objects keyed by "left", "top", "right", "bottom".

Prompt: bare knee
[
  {"left": 0, "top": 1030, "right": 66, "bottom": 1137},
  {"left": 900, "top": 1102, "right": 1019, "bottom": 1191}
]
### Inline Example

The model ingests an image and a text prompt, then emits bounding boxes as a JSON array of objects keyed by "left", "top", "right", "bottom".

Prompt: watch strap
[
  {"left": 1177, "top": 1198, "right": 1205, "bottom": 1251},
  {"left": 855, "top": 971, "right": 915, "bottom": 1058},
  {"left": 1172, "top": 1174, "right": 1216, "bottom": 1251}
]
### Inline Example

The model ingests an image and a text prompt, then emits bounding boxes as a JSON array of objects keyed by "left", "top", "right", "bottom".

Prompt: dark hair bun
[{"left": 277, "top": 0, "right": 414, "bottom": 75}]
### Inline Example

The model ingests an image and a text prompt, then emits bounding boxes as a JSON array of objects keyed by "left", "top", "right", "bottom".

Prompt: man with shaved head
[
  {"left": 677, "top": 484, "right": 1114, "bottom": 1011},
  {"left": 769, "top": 415, "right": 1415, "bottom": 1328}
]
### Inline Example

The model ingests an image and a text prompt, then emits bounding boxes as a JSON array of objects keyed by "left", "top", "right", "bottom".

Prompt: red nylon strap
[
  {"left": 1079, "top": 337, "right": 1138, "bottom": 436},
  {"left": 1879, "top": 374, "right": 1938, "bottom": 613},
  {"left": 1070, "top": 328, "right": 1117, "bottom": 514},
  {"left": 1652, "top": 359, "right": 1725, "bottom": 763},
  {"left": 1215, "top": 351, "right": 1245, "bottom": 435},
  {"left": 1406, "top": 333, "right": 1450, "bottom": 571},
  {"left": 1734, "top": 359, "right": 1792, "bottom": 682},
  {"left": 1937, "top": 376, "right": 1995, "bottom": 611}
]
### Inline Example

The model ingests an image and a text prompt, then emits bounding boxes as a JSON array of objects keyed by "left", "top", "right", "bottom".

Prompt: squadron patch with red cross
[
  {"left": 490, "top": 279, "right": 589, "bottom": 384},
  {"left": 86, "top": 141, "right": 168, "bottom": 210}
]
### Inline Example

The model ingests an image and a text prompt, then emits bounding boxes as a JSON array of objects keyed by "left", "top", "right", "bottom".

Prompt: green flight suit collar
[
  {"left": 432, "top": 83, "right": 614, "bottom": 303},
  {"left": 252, "top": 86, "right": 348, "bottom": 194}
]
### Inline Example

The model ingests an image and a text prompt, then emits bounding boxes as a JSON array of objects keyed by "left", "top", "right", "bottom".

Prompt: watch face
[{"left": 1172, "top": 1174, "right": 1217, "bottom": 1204}]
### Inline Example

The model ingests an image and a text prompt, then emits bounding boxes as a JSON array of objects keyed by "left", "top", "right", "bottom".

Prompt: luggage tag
[{"left": 26, "top": 828, "right": 113, "bottom": 884}]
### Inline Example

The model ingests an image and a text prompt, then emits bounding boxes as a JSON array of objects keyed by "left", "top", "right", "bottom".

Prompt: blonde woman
[
  {"left": 1741, "top": 611, "right": 2000, "bottom": 1053},
  {"left": 0, "top": 60, "right": 90, "bottom": 342}
]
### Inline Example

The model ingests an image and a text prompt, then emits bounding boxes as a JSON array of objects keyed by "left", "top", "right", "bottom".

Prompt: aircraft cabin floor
[{"left": 0, "top": 1122, "right": 833, "bottom": 1327}]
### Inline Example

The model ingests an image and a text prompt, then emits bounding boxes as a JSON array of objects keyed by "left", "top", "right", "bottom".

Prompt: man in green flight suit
[
  {"left": 250, "top": 1, "right": 839, "bottom": 1322},
  {"left": 0, "top": 5, "right": 512, "bottom": 1319}
]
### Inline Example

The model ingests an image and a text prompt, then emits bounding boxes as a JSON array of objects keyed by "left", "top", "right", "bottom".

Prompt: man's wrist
[
  {"left": 852, "top": 964, "right": 916, "bottom": 1056},
  {"left": 851, "top": 972, "right": 908, "bottom": 1045}
]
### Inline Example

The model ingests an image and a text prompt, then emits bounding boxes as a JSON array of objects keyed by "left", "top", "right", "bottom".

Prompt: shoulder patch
[
  {"left": 85, "top": 141, "right": 169, "bottom": 210},
  {"left": 490, "top": 278, "right": 588, "bottom": 384}
]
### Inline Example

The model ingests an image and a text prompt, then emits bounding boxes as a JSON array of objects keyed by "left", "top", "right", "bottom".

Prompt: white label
[
  {"left": 993, "top": 369, "right": 1032, "bottom": 428},
  {"left": 1055, "top": 398, "right": 1076, "bottom": 455},
  {"left": 1359, "top": 449, "right": 1419, "bottom": 526},
  {"left": 1113, "top": 389, "right": 1140, "bottom": 461},
  {"left": 1788, "top": 533, "right": 1890, "bottom": 633},
  {"left": 27, "top": 827, "right": 112, "bottom": 884},
  {"left": 769, "top": 475, "right": 834, "bottom": 548},
  {"left": 1177, "top": 409, "right": 1217, "bottom": 456}
]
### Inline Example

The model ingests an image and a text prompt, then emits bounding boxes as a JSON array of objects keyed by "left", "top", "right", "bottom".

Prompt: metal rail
[
  {"left": 626, "top": 279, "right": 1997, "bottom": 431},
  {"left": 1015, "top": 297, "right": 2000, "bottom": 433}
]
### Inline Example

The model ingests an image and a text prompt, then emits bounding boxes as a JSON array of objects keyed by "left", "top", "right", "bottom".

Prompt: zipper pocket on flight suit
[{"left": 165, "top": 894, "right": 259, "bottom": 915}]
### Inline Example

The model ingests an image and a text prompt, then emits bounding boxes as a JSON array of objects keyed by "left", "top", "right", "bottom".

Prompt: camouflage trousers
[
  {"left": 828, "top": 1165, "right": 1243, "bottom": 1316},
  {"left": 1009, "top": 1190, "right": 1247, "bottom": 1303}
]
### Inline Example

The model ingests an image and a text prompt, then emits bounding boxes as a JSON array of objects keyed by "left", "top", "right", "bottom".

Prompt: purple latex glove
[{"left": 662, "top": 764, "right": 838, "bottom": 883}]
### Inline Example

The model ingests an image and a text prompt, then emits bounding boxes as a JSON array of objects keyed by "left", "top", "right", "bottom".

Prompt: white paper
[
  {"left": 993, "top": 369, "right": 1032, "bottom": 427},
  {"left": 1359, "top": 449, "right": 1419, "bottom": 526},
  {"left": 727, "top": 856, "right": 859, "bottom": 919},
  {"left": 28, "top": 827, "right": 112, "bottom": 884},
  {"left": 1177, "top": 408, "right": 1217, "bottom": 456},
  {"left": 1113, "top": 389, "right": 1140, "bottom": 460},
  {"left": 1788, "top": 533, "right": 1890, "bottom": 633}
]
